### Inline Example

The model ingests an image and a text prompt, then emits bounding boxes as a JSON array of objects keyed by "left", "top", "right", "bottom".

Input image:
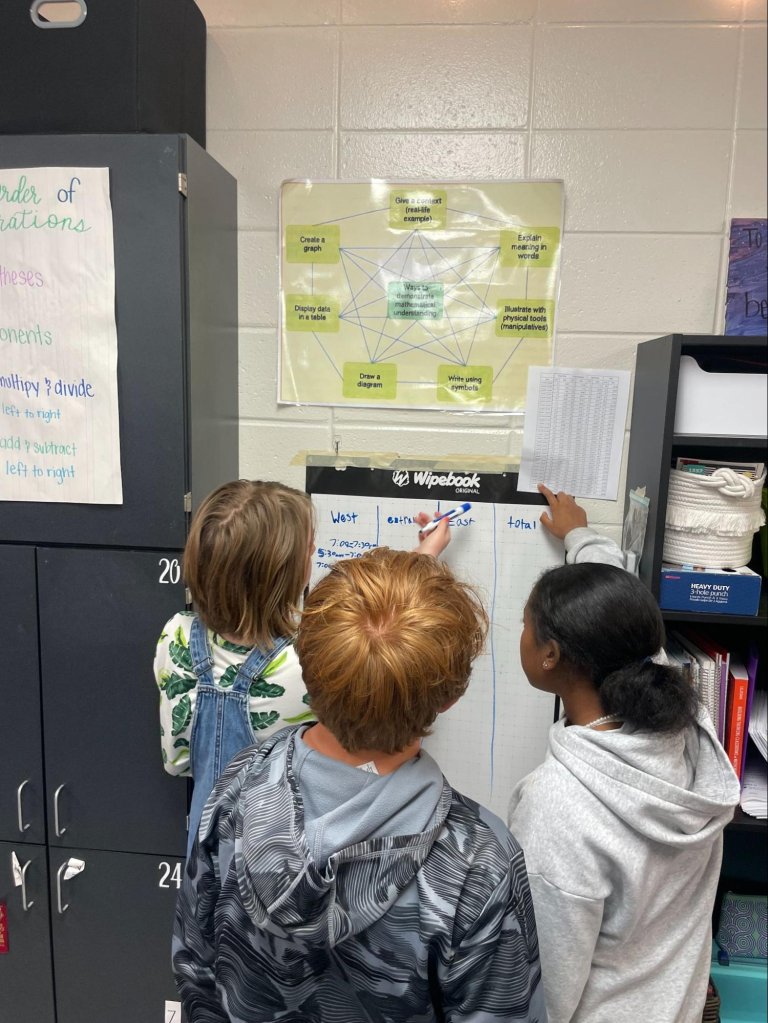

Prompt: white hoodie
[{"left": 508, "top": 707, "right": 740, "bottom": 1023}]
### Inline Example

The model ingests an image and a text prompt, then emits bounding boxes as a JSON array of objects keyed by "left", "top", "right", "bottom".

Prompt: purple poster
[{"left": 725, "top": 218, "right": 768, "bottom": 336}]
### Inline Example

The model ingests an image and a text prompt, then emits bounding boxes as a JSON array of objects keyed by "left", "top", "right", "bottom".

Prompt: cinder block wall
[{"left": 199, "top": 0, "right": 767, "bottom": 541}]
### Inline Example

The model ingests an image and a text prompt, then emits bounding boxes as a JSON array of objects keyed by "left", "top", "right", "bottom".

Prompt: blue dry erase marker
[{"left": 418, "top": 502, "right": 472, "bottom": 536}]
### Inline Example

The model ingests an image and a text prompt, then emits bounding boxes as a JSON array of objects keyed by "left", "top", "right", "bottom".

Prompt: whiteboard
[{"left": 306, "top": 466, "right": 563, "bottom": 819}]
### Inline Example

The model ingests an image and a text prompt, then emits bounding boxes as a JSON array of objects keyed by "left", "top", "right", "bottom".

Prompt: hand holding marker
[{"left": 418, "top": 502, "right": 472, "bottom": 537}]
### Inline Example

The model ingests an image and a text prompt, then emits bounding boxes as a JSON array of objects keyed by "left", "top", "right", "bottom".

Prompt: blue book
[{"left": 725, "top": 218, "right": 768, "bottom": 335}]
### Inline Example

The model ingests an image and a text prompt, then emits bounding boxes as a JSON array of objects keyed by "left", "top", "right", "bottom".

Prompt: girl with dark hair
[{"left": 509, "top": 497, "right": 740, "bottom": 1023}]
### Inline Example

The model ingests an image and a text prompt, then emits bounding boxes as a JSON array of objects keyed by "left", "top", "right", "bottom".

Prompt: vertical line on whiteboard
[
  {"left": 489, "top": 505, "right": 499, "bottom": 792},
  {"left": 376, "top": 504, "right": 380, "bottom": 546}
]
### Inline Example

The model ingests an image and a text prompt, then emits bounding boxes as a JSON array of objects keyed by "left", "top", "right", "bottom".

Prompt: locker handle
[
  {"left": 20, "top": 859, "right": 34, "bottom": 912},
  {"left": 56, "top": 862, "right": 70, "bottom": 914},
  {"left": 30, "top": 1, "right": 88, "bottom": 30},
  {"left": 53, "top": 783, "right": 68, "bottom": 837},
  {"left": 17, "top": 779, "right": 31, "bottom": 833}
]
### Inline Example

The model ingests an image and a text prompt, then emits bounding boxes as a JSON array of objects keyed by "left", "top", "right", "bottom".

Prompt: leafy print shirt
[{"left": 154, "top": 611, "right": 313, "bottom": 777}]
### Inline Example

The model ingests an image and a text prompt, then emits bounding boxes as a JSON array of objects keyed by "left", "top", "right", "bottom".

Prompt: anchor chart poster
[
  {"left": 279, "top": 180, "right": 563, "bottom": 412},
  {"left": 0, "top": 167, "right": 122, "bottom": 503}
]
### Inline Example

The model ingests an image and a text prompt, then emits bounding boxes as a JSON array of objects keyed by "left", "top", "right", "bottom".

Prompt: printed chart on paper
[
  {"left": 306, "top": 466, "right": 564, "bottom": 818},
  {"left": 281, "top": 181, "right": 563, "bottom": 412}
]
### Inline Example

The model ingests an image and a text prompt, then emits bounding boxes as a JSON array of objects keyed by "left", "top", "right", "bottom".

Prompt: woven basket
[{"left": 664, "top": 468, "right": 766, "bottom": 569}]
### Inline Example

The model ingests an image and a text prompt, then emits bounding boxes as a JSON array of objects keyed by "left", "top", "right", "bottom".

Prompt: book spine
[
  {"left": 740, "top": 650, "right": 759, "bottom": 778},
  {"left": 717, "top": 655, "right": 727, "bottom": 743},
  {"left": 726, "top": 675, "right": 750, "bottom": 780}
]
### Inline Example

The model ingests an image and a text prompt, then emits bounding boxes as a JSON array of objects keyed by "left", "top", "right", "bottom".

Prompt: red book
[{"left": 725, "top": 658, "right": 750, "bottom": 781}]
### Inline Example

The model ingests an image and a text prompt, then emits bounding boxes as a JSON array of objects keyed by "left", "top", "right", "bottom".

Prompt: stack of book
[
  {"left": 675, "top": 457, "right": 764, "bottom": 483},
  {"left": 741, "top": 691, "right": 767, "bottom": 819},
  {"left": 666, "top": 635, "right": 761, "bottom": 794}
]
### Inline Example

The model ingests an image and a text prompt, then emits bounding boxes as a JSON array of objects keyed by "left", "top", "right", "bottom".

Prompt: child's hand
[
  {"left": 414, "top": 512, "right": 451, "bottom": 557},
  {"left": 538, "top": 483, "right": 588, "bottom": 539}
]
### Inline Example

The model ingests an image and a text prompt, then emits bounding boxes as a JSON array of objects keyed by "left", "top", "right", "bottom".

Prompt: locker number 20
[
  {"left": 158, "top": 861, "right": 182, "bottom": 888},
  {"left": 158, "top": 558, "right": 181, "bottom": 585}
]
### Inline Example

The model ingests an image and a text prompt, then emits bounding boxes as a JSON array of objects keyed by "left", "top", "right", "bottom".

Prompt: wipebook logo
[
  {"left": 392, "top": 470, "right": 410, "bottom": 487},
  {"left": 413, "top": 470, "right": 481, "bottom": 493}
]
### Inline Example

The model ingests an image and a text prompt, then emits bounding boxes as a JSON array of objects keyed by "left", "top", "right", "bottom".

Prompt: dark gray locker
[
  {"left": 0, "top": 134, "right": 238, "bottom": 548},
  {"left": 49, "top": 847, "right": 183, "bottom": 1023},
  {"left": 0, "top": 840, "right": 56, "bottom": 1023},
  {"left": 1, "top": 134, "right": 236, "bottom": 1022},
  {"left": 0, "top": 546, "right": 45, "bottom": 846},
  {"left": 38, "top": 547, "right": 189, "bottom": 857},
  {"left": 185, "top": 137, "right": 242, "bottom": 513}
]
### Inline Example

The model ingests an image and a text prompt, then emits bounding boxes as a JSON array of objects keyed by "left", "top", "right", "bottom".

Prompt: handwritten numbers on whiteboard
[{"left": 308, "top": 485, "right": 563, "bottom": 818}]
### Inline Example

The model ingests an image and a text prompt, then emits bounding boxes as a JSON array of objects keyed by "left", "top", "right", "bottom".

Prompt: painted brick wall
[{"left": 198, "top": 0, "right": 767, "bottom": 539}]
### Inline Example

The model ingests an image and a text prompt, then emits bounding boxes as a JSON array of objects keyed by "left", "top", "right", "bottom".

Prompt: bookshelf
[
  {"left": 625, "top": 334, "right": 767, "bottom": 937},
  {"left": 627, "top": 335, "right": 766, "bottom": 616}
]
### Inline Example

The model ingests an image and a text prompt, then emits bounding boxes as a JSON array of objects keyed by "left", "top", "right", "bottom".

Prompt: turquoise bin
[{"left": 711, "top": 943, "right": 768, "bottom": 1023}]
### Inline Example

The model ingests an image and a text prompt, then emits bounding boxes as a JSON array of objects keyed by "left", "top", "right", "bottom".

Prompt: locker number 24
[
  {"left": 158, "top": 861, "right": 182, "bottom": 889},
  {"left": 158, "top": 558, "right": 181, "bottom": 584}
]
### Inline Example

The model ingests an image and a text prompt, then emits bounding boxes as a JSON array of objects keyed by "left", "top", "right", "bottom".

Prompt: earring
[{"left": 542, "top": 661, "right": 549, "bottom": 669}]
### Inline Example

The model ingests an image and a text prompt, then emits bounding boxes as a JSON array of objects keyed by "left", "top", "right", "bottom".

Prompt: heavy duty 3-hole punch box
[
  {"left": 660, "top": 563, "right": 762, "bottom": 616},
  {"left": 0, "top": 0, "right": 206, "bottom": 145}
]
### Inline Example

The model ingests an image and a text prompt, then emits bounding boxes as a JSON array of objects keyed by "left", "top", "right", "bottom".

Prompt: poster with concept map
[{"left": 280, "top": 180, "right": 563, "bottom": 412}]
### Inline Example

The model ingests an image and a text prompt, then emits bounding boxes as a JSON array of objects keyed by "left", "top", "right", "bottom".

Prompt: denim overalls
[{"left": 186, "top": 616, "right": 291, "bottom": 856}]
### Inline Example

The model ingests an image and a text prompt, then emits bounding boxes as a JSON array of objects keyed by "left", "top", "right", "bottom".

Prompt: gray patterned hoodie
[{"left": 174, "top": 725, "right": 546, "bottom": 1023}]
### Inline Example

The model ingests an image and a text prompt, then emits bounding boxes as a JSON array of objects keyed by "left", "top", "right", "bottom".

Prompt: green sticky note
[
  {"left": 285, "top": 294, "right": 339, "bottom": 332},
  {"left": 342, "top": 363, "right": 397, "bottom": 400},
  {"left": 495, "top": 299, "right": 554, "bottom": 339},
  {"left": 437, "top": 365, "right": 493, "bottom": 404},
  {"left": 387, "top": 281, "right": 444, "bottom": 319},
  {"left": 285, "top": 225, "right": 340, "bottom": 263},
  {"left": 500, "top": 226, "right": 561, "bottom": 268},
  {"left": 389, "top": 189, "right": 447, "bottom": 230}
]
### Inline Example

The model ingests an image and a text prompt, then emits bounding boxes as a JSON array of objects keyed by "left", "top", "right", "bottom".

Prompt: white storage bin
[
  {"left": 664, "top": 467, "right": 767, "bottom": 569},
  {"left": 674, "top": 355, "right": 767, "bottom": 436}
]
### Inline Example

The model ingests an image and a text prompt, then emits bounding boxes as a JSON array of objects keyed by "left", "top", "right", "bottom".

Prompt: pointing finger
[{"left": 537, "top": 483, "right": 556, "bottom": 507}]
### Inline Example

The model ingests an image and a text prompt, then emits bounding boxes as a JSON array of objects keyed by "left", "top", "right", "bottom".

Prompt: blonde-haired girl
[{"left": 154, "top": 480, "right": 316, "bottom": 855}]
